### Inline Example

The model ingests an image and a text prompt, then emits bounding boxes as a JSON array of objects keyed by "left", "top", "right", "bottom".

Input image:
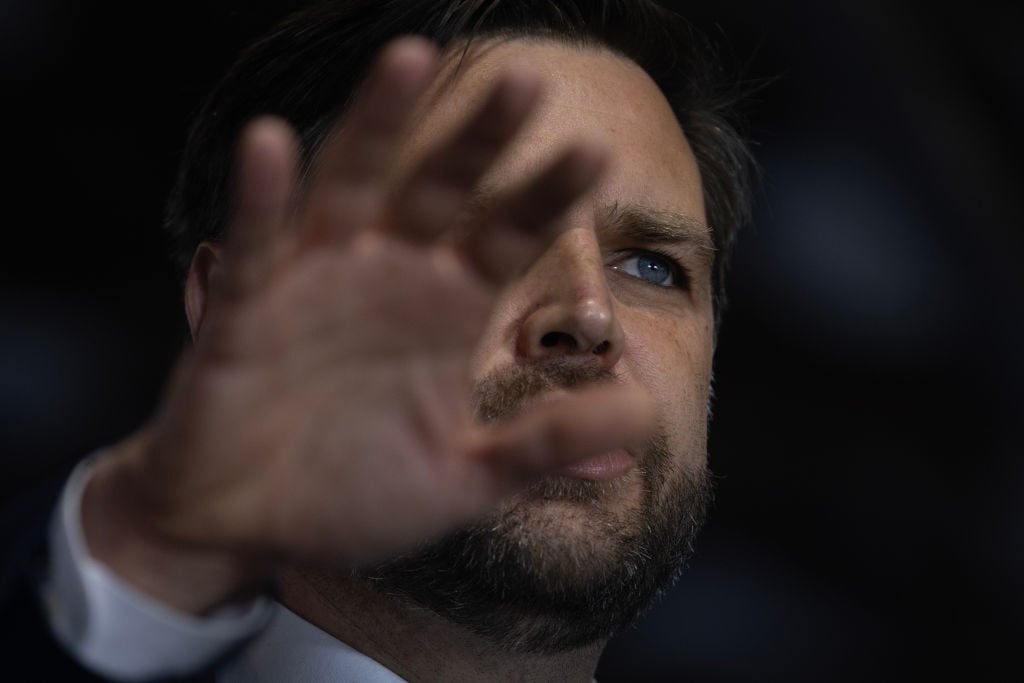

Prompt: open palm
[{"left": 89, "top": 39, "right": 651, "bottom": 611}]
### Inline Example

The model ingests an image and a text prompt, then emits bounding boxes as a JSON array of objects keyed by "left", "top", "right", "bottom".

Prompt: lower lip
[{"left": 554, "top": 450, "right": 635, "bottom": 482}]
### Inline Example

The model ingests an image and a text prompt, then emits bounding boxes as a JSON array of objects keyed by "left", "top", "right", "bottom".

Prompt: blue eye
[{"left": 612, "top": 252, "right": 678, "bottom": 287}]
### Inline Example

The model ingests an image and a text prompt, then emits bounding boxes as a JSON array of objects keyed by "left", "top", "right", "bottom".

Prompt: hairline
[
  {"left": 305, "top": 30, "right": 660, "bottom": 188},
  {"left": 165, "top": 2, "right": 753, "bottom": 331}
]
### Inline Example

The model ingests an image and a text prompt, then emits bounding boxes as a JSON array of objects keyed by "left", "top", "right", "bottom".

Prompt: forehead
[{"left": 401, "top": 37, "right": 706, "bottom": 223}]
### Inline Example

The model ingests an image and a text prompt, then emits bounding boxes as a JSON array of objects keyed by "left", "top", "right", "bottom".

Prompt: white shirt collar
[{"left": 221, "top": 604, "right": 407, "bottom": 683}]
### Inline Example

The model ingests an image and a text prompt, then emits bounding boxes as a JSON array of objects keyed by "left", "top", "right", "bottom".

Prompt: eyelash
[{"left": 609, "top": 249, "right": 691, "bottom": 290}]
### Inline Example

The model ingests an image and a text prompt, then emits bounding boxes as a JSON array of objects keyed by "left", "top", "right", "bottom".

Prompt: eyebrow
[
  {"left": 604, "top": 203, "right": 716, "bottom": 261},
  {"left": 459, "top": 186, "right": 716, "bottom": 263}
]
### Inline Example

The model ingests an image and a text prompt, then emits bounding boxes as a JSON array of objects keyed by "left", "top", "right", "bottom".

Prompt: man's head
[
  {"left": 173, "top": 0, "right": 752, "bottom": 655},
  {"left": 352, "top": 36, "right": 717, "bottom": 652},
  {"left": 166, "top": 0, "right": 752, "bottom": 324}
]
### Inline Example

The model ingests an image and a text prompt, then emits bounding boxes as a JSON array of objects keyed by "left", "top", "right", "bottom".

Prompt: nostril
[
  {"left": 592, "top": 340, "right": 610, "bottom": 355},
  {"left": 540, "top": 332, "right": 578, "bottom": 349}
]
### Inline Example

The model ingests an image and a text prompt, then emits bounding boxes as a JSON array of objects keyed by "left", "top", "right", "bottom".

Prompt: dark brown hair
[{"left": 165, "top": 0, "right": 754, "bottom": 319}]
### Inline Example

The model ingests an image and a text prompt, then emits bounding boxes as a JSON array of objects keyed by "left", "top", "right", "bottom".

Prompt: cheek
[
  {"left": 466, "top": 286, "right": 523, "bottom": 380},
  {"left": 622, "top": 312, "right": 712, "bottom": 439}
]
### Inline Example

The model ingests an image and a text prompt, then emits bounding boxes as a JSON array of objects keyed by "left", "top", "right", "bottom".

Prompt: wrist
[{"left": 81, "top": 431, "right": 272, "bottom": 615}]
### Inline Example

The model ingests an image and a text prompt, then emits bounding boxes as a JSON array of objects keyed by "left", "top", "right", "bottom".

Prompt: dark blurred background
[{"left": 2, "top": 1, "right": 1021, "bottom": 681}]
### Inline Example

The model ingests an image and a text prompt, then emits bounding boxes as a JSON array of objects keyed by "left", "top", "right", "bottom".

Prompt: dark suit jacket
[{"left": 0, "top": 474, "right": 216, "bottom": 682}]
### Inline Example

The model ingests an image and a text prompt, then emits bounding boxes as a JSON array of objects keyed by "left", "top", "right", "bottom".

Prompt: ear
[{"left": 185, "top": 242, "right": 227, "bottom": 340}]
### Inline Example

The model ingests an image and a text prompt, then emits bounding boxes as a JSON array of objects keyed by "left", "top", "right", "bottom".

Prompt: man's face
[{"left": 368, "top": 38, "right": 714, "bottom": 651}]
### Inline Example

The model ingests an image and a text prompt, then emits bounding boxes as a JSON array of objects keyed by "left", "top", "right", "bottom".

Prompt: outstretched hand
[{"left": 83, "top": 38, "right": 653, "bottom": 614}]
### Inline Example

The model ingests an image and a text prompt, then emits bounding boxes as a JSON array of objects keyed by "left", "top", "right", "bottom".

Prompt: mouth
[
  {"left": 554, "top": 448, "right": 636, "bottom": 482},
  {"left": 506, "top": 389, "right": 639, "bottom": 482}
]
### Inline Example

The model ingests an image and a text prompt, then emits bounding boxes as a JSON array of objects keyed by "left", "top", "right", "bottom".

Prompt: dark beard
[{"left": 360, "top": 362, "right": 713, "bottom": 654}]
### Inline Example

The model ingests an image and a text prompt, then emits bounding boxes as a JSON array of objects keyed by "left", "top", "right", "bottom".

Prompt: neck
[{"left": 278, "top": 569, "right": 604, "bottom": 683}]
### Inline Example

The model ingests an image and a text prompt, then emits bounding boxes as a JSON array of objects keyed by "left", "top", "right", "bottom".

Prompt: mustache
[{"left": 473, "top": 361, "right": 619, "bottom": 425}]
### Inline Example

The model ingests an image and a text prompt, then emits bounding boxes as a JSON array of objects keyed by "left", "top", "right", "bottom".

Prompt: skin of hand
[{"left": 80, "top": 37, "right": 656, "bottom": 615}]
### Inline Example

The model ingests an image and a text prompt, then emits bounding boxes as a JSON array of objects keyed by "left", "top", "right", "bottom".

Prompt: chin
[
  {"left": 361, "top": 441, "right": 713, "bottom": 655},
  {"left": 487, "top": 472, "right": 649, "bottom": 577}
]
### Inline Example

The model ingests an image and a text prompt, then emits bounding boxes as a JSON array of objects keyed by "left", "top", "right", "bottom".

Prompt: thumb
[{"left": 468, "top": 385, "right": 656, "bottom": 485}]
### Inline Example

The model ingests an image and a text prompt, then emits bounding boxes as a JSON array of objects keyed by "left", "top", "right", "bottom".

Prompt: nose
[{"left": 515, "top": 228, "right": 624, "bottom": 368}]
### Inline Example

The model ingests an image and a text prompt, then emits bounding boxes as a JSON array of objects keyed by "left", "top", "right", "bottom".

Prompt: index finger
[
  {"left": 469, "top": 384, "right": 655, "bottom": 485},
  {"left": 304, "top": 37, "right": 441, "bottom": 243}
]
